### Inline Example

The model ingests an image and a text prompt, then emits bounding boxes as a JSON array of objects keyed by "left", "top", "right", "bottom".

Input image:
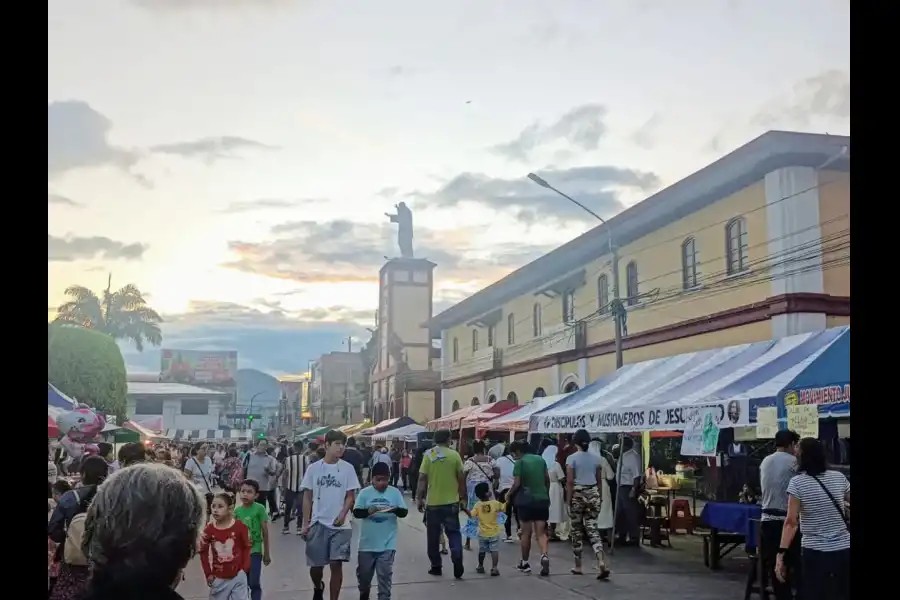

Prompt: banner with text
[
  {"left": 529, "top": 399, "right": 751, "bottom": 434},
  {"left": 680, "top": 407, "right": 720, "bottom": 457}
]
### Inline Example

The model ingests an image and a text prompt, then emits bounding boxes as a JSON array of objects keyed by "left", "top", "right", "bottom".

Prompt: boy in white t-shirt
[{"left": 300, "top": 430, "right": 360, "bottom": 600}]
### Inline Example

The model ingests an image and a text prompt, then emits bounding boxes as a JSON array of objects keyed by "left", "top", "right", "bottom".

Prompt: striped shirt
[
  {"left": 786, "top": 470, "right": 850, "bottom": 551},
  {"left": 282, "top": 454, "right": 308, "bottom": 493},
  {"left": 759, "top": 451, "right": 796, "bottom": 521}
]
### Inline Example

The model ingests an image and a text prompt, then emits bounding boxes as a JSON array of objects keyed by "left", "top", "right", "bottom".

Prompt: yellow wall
[
  {"left": 501, "top": 367, "right": 554, "bottom": 403},
  {"left": 392, "top": 284, "right": 431, "bottom": 345},
  {"left": 443, "top": 180, "right": 769, "bottom": 375},
  {"left": 827, "top": 316, "right": 850, "bottom": 328},
  {"left": 818, "top": 170, "right": 850, "bottom": 298},
  {"left": 407, "top": 391, "right": 434, "bottom": 424},
  {"left": 444, "top": 381, "right": 483, "bottom": 411}
]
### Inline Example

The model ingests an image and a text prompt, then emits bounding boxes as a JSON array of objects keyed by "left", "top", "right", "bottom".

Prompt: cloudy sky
[{"left": 48, "top": 0, "right": 850, "bottom": 376}]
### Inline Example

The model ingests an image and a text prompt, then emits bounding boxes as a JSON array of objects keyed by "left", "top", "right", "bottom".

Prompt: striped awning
[{"left": 165, "top": 428, "right": 253, "bottom": 441}]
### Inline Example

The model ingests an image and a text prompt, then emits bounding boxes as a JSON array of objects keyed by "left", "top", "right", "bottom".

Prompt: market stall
[
  {"left": 427, "top": 401, "right": 516, "bottom": 431},
  {"left": 480, "top": 393, "right": 571, "bottom": 433},
  {"left": 48, "top": 382, "right": 76, "bottom": 410},
  {"left": 164, "top": 428, "right": 251, "bottom": 442},
  {"left": 529, "top": 327, "right": 849, "bottom": 435},
  {"left": 337, "top": 421, "right": 373, "bottom": 436},
  {"left": 360, "top": 416, "right": 416, "bottom": 437},
  {"left": 372, "top": 423, "right": 427, "bottom": 443},
  {"left": 297, "top": 425, "right": 332, "bottom": 440}
]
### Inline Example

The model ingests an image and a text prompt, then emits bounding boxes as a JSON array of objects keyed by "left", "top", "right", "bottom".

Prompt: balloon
[{"left": 56, "top": 405, "right": 105, "bottom": 461}]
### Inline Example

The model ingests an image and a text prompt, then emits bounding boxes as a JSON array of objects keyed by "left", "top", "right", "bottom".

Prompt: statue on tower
[{"left": 385, "top": 202, "right": 414, "bottom": 258}]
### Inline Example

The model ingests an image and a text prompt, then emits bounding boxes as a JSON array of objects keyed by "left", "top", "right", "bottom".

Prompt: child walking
[
  {"left": 352, "top": 462, "right": 408, "bottom": 600},
  {"left": 235, "top": 479, "right": 271, "bottom": 600},
  {"left": 470, "top": 482, "right": 504, "bottom": 576},
  {"left": 200, "top": 492, "right": 252, "bottom": 600}
]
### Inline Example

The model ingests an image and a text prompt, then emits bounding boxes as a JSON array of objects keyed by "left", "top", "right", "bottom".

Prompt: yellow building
[{"left": 429, "top": 131, "right": 850, "bottom": 414}]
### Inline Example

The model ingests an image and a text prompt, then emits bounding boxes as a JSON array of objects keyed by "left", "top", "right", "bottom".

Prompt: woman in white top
[
  {"left": 588, "top": 440, "right": 616, "bottom": 534},
  {"left": 495, "top": 448, "right": 519, "bottom": 542},
  {"left": 540, "top": 440, "right": 569, "bottom": 541},
  {"left": 462, "top": 440, "right": 499, "bottom": 550},
  {"left": 777, "top": 437, "right": 850, "bottom": 600},
  {"left": 183, "top": 442, "right": 215, "bottom": 514}
]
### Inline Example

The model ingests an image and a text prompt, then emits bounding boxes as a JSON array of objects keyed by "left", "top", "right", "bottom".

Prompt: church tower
[{"left": 369, "top": 257, "right": 441, "bottom": 424}]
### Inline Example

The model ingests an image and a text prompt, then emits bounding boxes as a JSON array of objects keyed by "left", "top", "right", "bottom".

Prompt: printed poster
[
  {"left": 680, "top": 407, "right": 720, "bottom": 457},
  {"left": 786, "top": 404, "right": 819, "bottom": 439},
  {"left": 755, "top": 407, "right": 778, "bottom": 439}
]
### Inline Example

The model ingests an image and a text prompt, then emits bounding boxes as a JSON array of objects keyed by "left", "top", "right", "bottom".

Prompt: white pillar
[
  {"left": 577, "top": 357, "right": 588, "bottom": 387},
  {"left": 550, "top": 363, "right": 561, "bottom": 393}
]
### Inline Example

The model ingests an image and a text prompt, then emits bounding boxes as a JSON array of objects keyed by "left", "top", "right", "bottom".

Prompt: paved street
[{"left": 179, "top": 498, "right": 745, "bottom": 600}]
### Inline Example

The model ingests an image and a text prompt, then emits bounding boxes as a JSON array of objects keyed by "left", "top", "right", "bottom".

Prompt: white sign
[
  {"left": 529, "top": 399, "right": 750, "bottom": 434},
  {"left": 680, "top": 407, "right": 720, "bottom": 457},
  {"left": 755, "top": 407, "right": 778, "bottom": 439}
]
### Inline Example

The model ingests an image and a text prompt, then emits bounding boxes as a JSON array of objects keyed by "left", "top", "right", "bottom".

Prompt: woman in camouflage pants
[{"left": 565, "top": 430, "right": 611, "bottom": 580}]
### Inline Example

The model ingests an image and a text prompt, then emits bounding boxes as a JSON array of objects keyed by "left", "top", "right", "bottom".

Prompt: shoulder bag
[
  {"left": 812, "top": 474, "right": 850, "bottom": 531},
  {"left": 193, "top": 457, "right": 215, "bottom": 510}
]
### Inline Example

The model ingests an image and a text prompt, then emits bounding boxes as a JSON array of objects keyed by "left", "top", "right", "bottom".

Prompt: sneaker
[
  {"left": 312, "top": 585, "right": 325, "bottom": 600},
  {"left": 453, "top": 560, "right": 465, "bottom": 580},
  {"left": 503, "top": 536, "right": 515, "bottom": 543},
  {"left": 490, "top": 568, "right": 500, "bottom": 577},
  {"left": 427, "top": 567, "right": 442, "bottom": 576},
  {"left": 475, "top": 565, "right": 485, "bottom": 574},
  {"left": 516, "top": 561, "right": 532, "bottom": 574},
  {"left": 539, "top": 554, "right": 550, "bottom": 577},
  {"left": 281, "top": 527, "right": 290, "bottom": 535},
  {"left": 440, "top": 548, "right": 448, "bottom": 555}
]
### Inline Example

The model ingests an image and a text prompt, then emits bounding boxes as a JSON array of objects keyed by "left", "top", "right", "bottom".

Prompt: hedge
[{"left": 48, "top": 323, "right": 127, "bottom": 423}]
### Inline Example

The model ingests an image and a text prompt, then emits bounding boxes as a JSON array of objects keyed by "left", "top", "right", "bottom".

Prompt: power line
[{"left": 444, "top": 222, "right": 849, "bottom": 371}]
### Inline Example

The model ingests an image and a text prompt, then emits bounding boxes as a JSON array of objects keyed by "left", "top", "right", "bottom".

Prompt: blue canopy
[
  {"left": 775, "top": 327, "right": 849, "bottom": 420},
  {"left": 529, "top": 326, "right": 849, "bottom": 434},
  {"left": 48, "top": 383, "right": 76, "bottom": 410}
]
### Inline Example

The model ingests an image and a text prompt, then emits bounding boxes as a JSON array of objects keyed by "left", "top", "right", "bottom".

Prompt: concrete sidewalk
[{"left": 180, "top": 500, "right": 745, "bottom": 600}]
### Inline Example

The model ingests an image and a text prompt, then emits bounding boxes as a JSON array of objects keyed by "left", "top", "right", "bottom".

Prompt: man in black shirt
[{"left": 342, "top": 436, "right": 365, "bottom": 485}]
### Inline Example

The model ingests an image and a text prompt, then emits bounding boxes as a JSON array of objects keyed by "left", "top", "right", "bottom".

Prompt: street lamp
[
  {"left": 526, "top": 172, "right": 624, "bottom": 368},
  {"left": 527, "top": 171, "right": 629, "bottom": 556},
  {"left": 247, "top": 391, "right": 265, "bottom": 430}
]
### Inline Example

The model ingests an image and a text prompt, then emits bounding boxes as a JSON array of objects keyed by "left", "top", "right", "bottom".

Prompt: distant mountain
[{"left": 236, "top": 369, "right": 281, "bottom": 407}]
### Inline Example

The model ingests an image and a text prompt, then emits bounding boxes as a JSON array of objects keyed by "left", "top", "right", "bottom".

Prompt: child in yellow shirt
[{"left": 469, "top": 482, "right": 505, "bottom": 576}]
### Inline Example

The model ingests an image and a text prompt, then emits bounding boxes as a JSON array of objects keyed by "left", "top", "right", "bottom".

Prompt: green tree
[
  {"left": 48, "top": 322, "right": 128, "bottom": 422},
  {"left": 54, "top": 274, "right": 162, "bottom": 351}
]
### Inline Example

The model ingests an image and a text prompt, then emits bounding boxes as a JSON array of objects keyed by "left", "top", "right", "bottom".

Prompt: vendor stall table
[{"left": 700, "top": 502, "right": 760, "bottom": 570}]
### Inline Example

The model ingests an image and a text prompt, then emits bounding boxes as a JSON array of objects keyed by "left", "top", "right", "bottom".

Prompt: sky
[{"left": 48, "top": 0, "right": 850, "bottom": 376}]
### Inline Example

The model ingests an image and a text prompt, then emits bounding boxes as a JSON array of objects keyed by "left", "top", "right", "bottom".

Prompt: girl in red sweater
[{"left": 200, "top": 492, "right": 252, "bottom": 600}]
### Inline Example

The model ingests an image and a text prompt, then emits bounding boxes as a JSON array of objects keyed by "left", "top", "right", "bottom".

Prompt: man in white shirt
[
  {"left": 300, "top": 430, "right": 360, "bottom": 600},
  {"left": 615, "top": 436, "right": 642, "bottom": 546}
]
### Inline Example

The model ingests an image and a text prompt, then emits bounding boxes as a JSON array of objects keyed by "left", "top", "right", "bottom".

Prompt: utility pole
[{"left": 527, "top": 173, "right": 624, "bottom": 368}]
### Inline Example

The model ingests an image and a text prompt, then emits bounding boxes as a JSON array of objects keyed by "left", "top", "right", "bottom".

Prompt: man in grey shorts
[{"left": 300, "top": 430, "right": 360, "bottom": 600}]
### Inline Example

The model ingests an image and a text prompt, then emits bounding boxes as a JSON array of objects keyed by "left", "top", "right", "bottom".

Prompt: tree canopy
[{"left": 48, "top": 322, "right": 128, "bottom": 423}]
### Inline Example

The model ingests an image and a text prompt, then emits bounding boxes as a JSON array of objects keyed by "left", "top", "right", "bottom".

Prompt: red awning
[{"left": 428, "top": 400, "right": 516, "bottom": 431}]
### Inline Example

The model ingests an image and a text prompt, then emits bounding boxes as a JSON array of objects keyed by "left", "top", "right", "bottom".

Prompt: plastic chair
[{"left": 670, "top": 498, "right": 694, "bottom": 534}]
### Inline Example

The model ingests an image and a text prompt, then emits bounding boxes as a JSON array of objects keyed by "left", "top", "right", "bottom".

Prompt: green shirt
[
  {"left": 235, "top": 502, "right": 268, "bottom": 554},
  {"left": 513, "top": 454, "right": 549, "bottom": 500},
  {"left": 420, "top": 446, "right": 463, "bottom": 506}
]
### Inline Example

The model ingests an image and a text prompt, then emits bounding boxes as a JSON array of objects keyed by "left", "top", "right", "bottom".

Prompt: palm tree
[{"left": 54, "top": 274, "right": 163, "bottom": 351}]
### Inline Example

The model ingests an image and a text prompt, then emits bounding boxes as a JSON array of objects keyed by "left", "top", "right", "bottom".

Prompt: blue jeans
[
  {"left": 425, "top": 504, "right": 462, "bottom": 570},
  {"left": 249, "top": 553, "right": 262, "bottom": 600}
]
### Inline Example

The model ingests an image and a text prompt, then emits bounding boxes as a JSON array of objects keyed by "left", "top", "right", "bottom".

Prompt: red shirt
[
  {"left": 200, "top": 520, "right": 251, "bottom": 580},
  {"left": 558, "top": 444, "right": 577, "bottom": 471}
]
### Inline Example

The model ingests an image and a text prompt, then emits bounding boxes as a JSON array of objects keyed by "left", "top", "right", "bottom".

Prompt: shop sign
[
  {"left": 783, "top": 384, "right": 850, "bottom": 407},
  {"left": 530, "top": 400, "right": 750, "bottom": 433}
]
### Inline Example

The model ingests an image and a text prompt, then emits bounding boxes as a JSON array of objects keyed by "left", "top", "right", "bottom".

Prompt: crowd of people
[{"left": 46, "top": 424, "right": 849, "bottom": 600}]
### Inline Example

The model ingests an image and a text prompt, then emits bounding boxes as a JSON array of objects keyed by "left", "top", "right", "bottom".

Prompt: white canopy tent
[{"left": 372, "top": 424, "right": 426, "bottom": 442}]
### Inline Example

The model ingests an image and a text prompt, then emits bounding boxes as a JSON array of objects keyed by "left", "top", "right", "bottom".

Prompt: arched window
[
  {"left": 563, "top": 381, "right": 580, "bottom": 393},
  {"left": 626, "top": 261, "right": 639, "bottom": 305},
  {"left": 682, "top": 237, "right": 699, "bottom": 289},
  {"left": 487, "top": 394, "right": 497, "bottom": 404},
  {"left": 726, "top": 217, "right": 749, "bottom": 274},
  {"left": 507, "top": 313, "right": 515, "bottom": 345},
  {"left": 532, "top": 303, "right": 542, "bottom": 337},
  {"left": 562, "top": 289, "right": 575, "bottom": 323},
  {"left": 506, "top": 391, "right": 519, "bottom": 405},
  {"left": 472, "top": 329, "right": 479, "bottom": 353},
  {"left": 452, "top": 337, "right": 459, "bottom": 363},
  {"left": 533, "top": 387, "right": 547, "bottom": 398},
  {"left": 451, "top": 400, "right": 460, "bottom": 412},
  {"left": 471, "top": 397, "right": 480, "bottom": 406},
  {"left": 597, "top": 274, "right": 609, "bottom": 313},
  {"left": 487, "top": 324, "right": 495, "bottom": 347}
]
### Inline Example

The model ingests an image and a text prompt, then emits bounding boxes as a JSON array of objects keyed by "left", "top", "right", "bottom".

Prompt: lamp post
[
  {"left": 526, "top": 173, "right": 624, "bottom": 368},
  {"left": 247, "top": 391, "right": 264, "bottom": 430},
  {"left": 527, "top": 172, "right": 628, "bottom": 554}
]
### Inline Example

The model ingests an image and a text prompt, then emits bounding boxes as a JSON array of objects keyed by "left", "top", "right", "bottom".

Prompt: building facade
[
  {"left": 310, "top": 352, "right": 367, "bottom": 426},
  {"left": 126, "top": 381, "right": 230, "bottom": 431},
  {"left": 369, "top": 258, "right": 442, "bottom": 424},
  {"left": 429, "top": 131, "right": 850, "bottom": 414}
]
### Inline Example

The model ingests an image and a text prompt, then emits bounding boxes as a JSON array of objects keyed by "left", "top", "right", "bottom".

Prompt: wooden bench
[{"left": 700, "top": 530, "right": 745, "bottom": 570}]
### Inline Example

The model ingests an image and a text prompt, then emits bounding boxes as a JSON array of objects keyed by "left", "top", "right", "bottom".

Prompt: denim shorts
[{"left": 478, "top": 536, "right": 500, "bottom": 553}]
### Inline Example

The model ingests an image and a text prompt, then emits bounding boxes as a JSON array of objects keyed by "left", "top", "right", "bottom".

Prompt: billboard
[{"left": 160, "top": 349, "right": 237, "bottom": 386}]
